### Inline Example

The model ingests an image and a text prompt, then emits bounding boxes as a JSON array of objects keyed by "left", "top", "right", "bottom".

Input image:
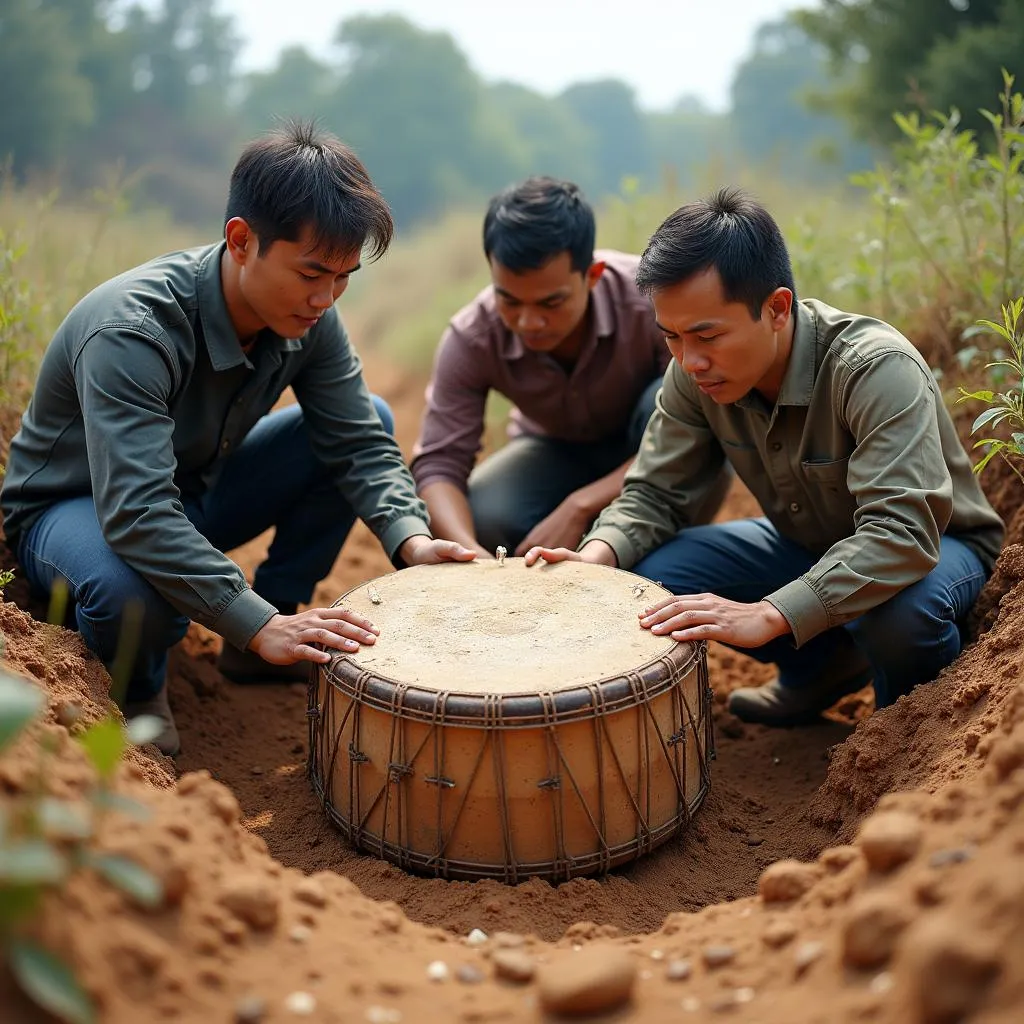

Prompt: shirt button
[
  {"left": 789, "top": 501, "right": 801, "bottom": 513},
  {"left": 221, "top": 439, "right": 231, "bottom": 452},
  {"left": 771, "top": 442, "right": 782, "bottom": 452}
]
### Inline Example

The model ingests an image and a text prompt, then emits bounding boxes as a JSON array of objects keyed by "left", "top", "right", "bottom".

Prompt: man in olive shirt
[
  {"left": 526, "top": 188, "right": 1003, "bottom": 725},
  {"left": 1, "top": 122, "right": 475, "bottom": 755},
  {"left": 411, "top": 177, "right": 685, "bottom": 558}
]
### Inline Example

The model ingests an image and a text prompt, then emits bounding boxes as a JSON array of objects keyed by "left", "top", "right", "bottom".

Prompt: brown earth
[{"left": 1, "top": 350, "right": 1022, "bottom": 1023}]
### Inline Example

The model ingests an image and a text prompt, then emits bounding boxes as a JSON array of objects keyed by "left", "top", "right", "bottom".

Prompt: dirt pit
[{"left": 1, "top": 353, "right": 1022, "bottom": 1022}]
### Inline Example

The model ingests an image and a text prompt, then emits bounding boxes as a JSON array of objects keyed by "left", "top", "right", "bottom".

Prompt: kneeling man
[{"left": 526, "top": 188, "right": 1003, "bottom": 725}]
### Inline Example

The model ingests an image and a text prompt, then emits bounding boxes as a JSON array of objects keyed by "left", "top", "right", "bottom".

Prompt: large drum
[{"left": 308, "top": 559, "right": 713, "bottom": 882}]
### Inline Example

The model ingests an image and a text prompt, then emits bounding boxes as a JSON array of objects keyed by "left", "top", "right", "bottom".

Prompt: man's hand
[
  {"left": 398, "top": 535, "right": 478, "bottom": 566},
  {"left": 249, "top": 607, "right": 381, "bottom": 665},
  {"left": 639, "top": 595, "right": 791, "bottom": 648},
  {"left": 522, "top": 539, "right": 618, "bottom": 567},
  {"left": 514, "top": 494, "right": 593, "bottom": 557}
]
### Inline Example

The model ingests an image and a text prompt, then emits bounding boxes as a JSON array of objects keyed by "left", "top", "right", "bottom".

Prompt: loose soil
[{"left": 1, "top": 350, "right": 1022, "bottom": 1023}]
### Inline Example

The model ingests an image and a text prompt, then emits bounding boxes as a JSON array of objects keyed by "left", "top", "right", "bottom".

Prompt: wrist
[
  {"left": 579, "top": 539, "right": 618, "bottom": 567},
  {"left": 759, "top": 600, "right": 791, "bottom": 640}
]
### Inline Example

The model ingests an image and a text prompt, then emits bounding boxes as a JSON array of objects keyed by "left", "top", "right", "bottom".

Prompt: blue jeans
[
  {"left": 16, "top": 398, "right": 394, "bottom": 703},
  {"left": 469, "top": 378, "right": 662, "bottom": 553},
  {"left": 633, "top": 518, "right": 988, "bottom": 708}
]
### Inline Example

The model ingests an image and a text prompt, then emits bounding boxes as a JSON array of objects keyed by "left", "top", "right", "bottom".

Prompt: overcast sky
[{"left": 214, "top": 0, "right": 802, "bottom": 112}]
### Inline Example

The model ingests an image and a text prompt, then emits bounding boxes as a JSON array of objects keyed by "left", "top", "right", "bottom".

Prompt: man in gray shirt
[
  {"left": 526, "top": 188, "right": 1003, "bottom": 726},
  {"left": 411, "top": 178, "right": 692, "bottom": 558},
  {"left": 1, "top": 122, "right": 475, "bottom": 755}
]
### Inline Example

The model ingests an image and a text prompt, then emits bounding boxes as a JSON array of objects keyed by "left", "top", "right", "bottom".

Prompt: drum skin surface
[{"left": 308, "top": 559, "right": 714, "bottom": 882}]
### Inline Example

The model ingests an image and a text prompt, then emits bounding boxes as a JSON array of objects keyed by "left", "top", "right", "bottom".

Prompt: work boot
[
  {"left": 124, "top": 685, "right": 181, "bottom": 757},
  {"left": 217, "top": 644, "right": 312, "bottom": 685},
  {"left": 728, "top": 665, "right": 875, "bottom": 727}
]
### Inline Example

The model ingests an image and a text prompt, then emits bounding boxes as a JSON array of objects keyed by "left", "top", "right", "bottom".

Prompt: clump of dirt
[{"left": 1, "top": 351, "right": 1022, "bottom": 1022}]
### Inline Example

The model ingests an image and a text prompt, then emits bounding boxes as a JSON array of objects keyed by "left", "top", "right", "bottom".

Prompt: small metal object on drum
[
  {"left": 367, "top": 584, "right": 383, "bottom": 605},
  {"left": 495, "top": 546, "right": 507, "bottom": 566}
]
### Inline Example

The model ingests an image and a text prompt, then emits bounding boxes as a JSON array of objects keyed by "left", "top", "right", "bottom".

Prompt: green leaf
[
  {"left": 973, "top": 444, "right": 1003, "bottom": 474},
  {"left": 956, "top": 388, "right": 994, "bottom": 403},
  {"left": 972, "top": 407, "right": 1009, "bottom": 433},
  {"left": 1011, "top": 433, "right": 1024, "bottom": 455},
  {"left": 89, "top": 854, "right": 162, "bottom": 908},
  {"left": 126, "top": 714, "right": 164, "bottom": 747},
  {"left": 0, "top": 884, "right": 43, "bottom": 927},
  {"left": 37, "top": 799, "right": 93, "bottom": 842},
  {"left": 0, "top": 840, "right": 69, "bottom": 885},
  {"left": 0, "top": 669, "right": 44, "bottom": 754},
  {"left": 7, "top": 940, "right": 96, "bottom": 1024},
  {"left": 76, "top": 718, "right": 125, "bottom": 781}
]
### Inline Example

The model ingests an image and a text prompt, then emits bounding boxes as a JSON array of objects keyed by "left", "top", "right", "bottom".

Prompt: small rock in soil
[
  {"left": 928, "top": 847, "right": 974, "bottom": 868},
  {"left": 491, "top": 949, "right": 535, "bottom": 984},
  {"left": 283, "top": 992, "right": 316, "bottom": 1015},
  {"left": 857, "top": 812, "right": 922, "bottom": 872},
  {"left": 842, "top": 893, "right": 913, "bottom": 969},
  {"left": 426, "top": 960, "right": 450, "bottom": 982},
  {"left": 219, "top": 876, "right": 280, "bottom": 931},
  {"left": 293, "top": 877, "right": 328, "bottom": 908},
  {"left": 538, "top": 949, "right": 636, "bottom": 1016},
  {"left": 234, "top": 995, "right": 266, "bottom": 1023},
  {"left": 762, "top": 919, "right": 798, "bottom": 949},
  {"left": 759, "top": 860, "right": 820, "bottom": 903},
  {"left": 665, "top": 959, "right": 692, "bottom": 981},
  {"left": 902, "top": 914, "right": 1001, "bottom": 1024},
  {"left": 702, "top": 945, "right": 737, "bottom": 968},
  {"left": 456, "top": 964, "right": 485, "bottom": 984},
  {"left": 794, "top": 941, "right": 825, "bottom": 976}
]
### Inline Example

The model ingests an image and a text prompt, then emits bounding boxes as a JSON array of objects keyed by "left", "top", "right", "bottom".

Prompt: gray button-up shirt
[
  {"left": 585, "top": 299, "right": 1004, "bottom": 647},
  {"left": 1, "top": 242, "right": 432, "bottom": 650}
]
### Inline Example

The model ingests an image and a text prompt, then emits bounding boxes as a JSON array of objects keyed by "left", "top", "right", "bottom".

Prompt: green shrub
[{"left": 0, "top": 670, "right": 163, "bottom": 1024}]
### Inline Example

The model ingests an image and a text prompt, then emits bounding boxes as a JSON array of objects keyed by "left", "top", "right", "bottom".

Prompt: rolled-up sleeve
[
  {"left": 75, "top": 328, "right": 278, "bottom": 650},
  {"left": 765, "top": 352, "right": 952, "bottom": 646},
  {"left": 410, "top": 325, "right": 490, "bottom": 493},
  {"left": 584, "top": 360, "right": 728, "bottom": 567}
]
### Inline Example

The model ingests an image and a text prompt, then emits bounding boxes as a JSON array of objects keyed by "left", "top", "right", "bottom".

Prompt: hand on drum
[
  {"left": 513, "top": 496, "right": 592, "bottom": 557},
  {"left": 249, "top": 607, "right": 381, "bottom": 665},
  {"left": 398, "top": 535, "right": 478, "bottom": 565},
  {"left": 522, "top": 539, "right": 618, "bottom": 567},
  {"left": 639, "top": 594, "right": 791, "bottom": 648}
]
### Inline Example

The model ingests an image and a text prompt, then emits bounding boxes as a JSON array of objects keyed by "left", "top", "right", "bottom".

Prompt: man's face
[
  {"left": 489, "top": 252, "right": 602, "bottom": 356},
  {"left": 652, "top": 268, "right": 793, "bottom": 405},
  {"left": 228, "top": 219, "right": 362, "bottom": 339}
]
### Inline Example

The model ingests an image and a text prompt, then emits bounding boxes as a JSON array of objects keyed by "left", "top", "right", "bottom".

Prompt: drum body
[{"left": 308, "top": 560, "right": 713, "bottom": 882}]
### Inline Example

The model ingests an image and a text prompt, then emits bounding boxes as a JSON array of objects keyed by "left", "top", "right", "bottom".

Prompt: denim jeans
[
  {"left": 469, "top": 377, "right": 662, "bottom": 553},
  {"left": 16, "top": 398, "right": 394, "bottom": 703},
  {"left": 633, "top": 517, "right": 989, "bottom": 708}
]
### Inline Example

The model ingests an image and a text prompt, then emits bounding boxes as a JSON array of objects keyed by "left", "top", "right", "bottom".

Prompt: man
[
  {"left": 411, "top": 177, "right": 704, "bottom": 558},
  {"left": 525, "top": 187, "right": 1003, "bottom": 726},
  {"left": 1, "top": 121, "right": 475, "bottom": 756}
]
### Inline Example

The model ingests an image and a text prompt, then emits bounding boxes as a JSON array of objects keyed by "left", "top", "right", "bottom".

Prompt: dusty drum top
[{"left": 336, "top": 559, "right": 678, "bottom": 695}]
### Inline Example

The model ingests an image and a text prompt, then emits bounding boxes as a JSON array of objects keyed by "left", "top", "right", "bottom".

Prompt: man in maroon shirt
[{"left": 411, "top": 177, "right": 685, "bottom": 557}]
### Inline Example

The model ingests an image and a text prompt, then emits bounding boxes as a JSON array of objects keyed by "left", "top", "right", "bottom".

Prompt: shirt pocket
[{"left": 800, "top": 457, "right": 858, "bottom": 535}]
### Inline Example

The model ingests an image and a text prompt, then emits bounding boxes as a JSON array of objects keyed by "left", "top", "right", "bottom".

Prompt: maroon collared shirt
[{"left": 411, "top": 250, "right": 669, "bottom": 492}]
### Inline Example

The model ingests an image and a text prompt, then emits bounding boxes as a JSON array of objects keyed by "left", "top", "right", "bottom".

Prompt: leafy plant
[
  {"left": 847, "top": 71, "right": 1024, "bottom": 355},
  {"left": 0, "top": 669, "right": 163, "bottom": 1024},
  {"left": 958, "top": 296, "right": 1024, "bottom": 480}
]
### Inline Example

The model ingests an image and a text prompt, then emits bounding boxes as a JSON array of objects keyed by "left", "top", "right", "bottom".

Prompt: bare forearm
[{"left": 420, "top": 481, "right": 490, "bottom": 555}]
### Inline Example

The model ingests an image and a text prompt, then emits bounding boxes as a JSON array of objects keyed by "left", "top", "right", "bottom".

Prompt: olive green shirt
[
  {"left": 1, "top": 242, "right": 432, "bottom": 651},
  {"left": 585, "top": 299, "right": 1004, "bottom": 648}
]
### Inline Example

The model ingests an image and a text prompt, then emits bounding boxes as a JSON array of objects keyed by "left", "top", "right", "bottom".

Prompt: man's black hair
[
  {"left": 483, "top": 177, "right": 595, "bottom": 274},
  {"left": 225, "top": 119, "right": 393, "bottom": 261},
  {"left": 636, "top": 187, "right": 796, "bottom": 319}
]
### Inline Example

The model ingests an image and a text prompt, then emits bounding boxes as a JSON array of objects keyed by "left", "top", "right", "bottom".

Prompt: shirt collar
[
  {"left": 498, "top": 271, "right": 616, "bottom": 361},
  {"left": 775, "top": 300, "right": 817, "bottom": 407},
  {"left": 196, "top": 242, "right": 303, "bottom": 371}
]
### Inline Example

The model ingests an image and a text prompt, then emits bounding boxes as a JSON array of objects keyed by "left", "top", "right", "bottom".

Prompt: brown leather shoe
[
  {"left": 727, "top": 666, "right": 874, "bottom": 727},
  {"left": 217, "top": 644, "right": 312, "bottom": 686},
  {"left": 124, "top": 685, "right": 180, "bottom": 757}
]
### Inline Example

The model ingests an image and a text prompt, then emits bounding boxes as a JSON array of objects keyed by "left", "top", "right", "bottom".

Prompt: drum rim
[{"left": 321, "top": 564, "right": 698, "bottom": 726}]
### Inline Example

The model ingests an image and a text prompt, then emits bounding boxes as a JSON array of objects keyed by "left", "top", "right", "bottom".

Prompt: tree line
[{"left": 0, "top": 0, "right": 1019, "bottom": 228}]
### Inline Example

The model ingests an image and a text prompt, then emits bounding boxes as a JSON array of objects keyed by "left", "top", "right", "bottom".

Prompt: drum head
[{"left": 334, "top": 559, "right": 677, "bottom": 695}]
